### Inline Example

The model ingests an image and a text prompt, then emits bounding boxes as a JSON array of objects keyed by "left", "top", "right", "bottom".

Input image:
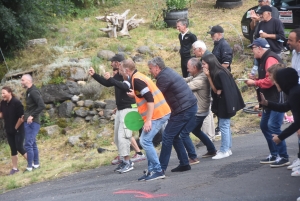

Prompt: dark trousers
[
  {"left": 6, "top": 126, "right": 26, "bottom": 156},
  {"left": 180, "top": 55, "right": 191, "bottom": 78}
]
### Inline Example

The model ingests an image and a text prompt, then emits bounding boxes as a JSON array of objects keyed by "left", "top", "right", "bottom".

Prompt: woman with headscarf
[
  {"left": 202, "top": 54, "right": 245, "bottom": 159},
  {"left": 260, "top": 68, "right": 300, "bottom": 177},
  {"left": 0, "top": 86, "right": 27, "bottom": 175}
]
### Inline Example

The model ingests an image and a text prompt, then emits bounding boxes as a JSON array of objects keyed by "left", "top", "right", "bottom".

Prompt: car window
[{"left": 273, "top": 0, "right": 299, "bottom": 6}]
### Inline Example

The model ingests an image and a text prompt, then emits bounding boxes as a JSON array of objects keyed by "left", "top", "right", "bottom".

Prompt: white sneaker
[
  {"left": 291, "top": 167, "right": 300, "bottom": 177},
  {"left": 227, "top": 150, "right": 232, "bottom": 156},
  {"left": 212, "top": 151, "right": 229, "bottom": 159},
  {"left": 292, "top": 166, "right": 300, "bottom": 172},
  {"left": 287, "top": 158, "right": 300, "bottom": 170},
  {"left": 297, "top": 196, "right": 300, "bottom": 201},
  {"left": 131, "top": 153, "right": 146, "bottom": 162}
]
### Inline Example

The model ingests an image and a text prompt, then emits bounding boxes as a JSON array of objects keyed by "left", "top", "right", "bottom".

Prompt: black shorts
[{"left": 6, "top": 126, "right": 26, "bottom": 156}]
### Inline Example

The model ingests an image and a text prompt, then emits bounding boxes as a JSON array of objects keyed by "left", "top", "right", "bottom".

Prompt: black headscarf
[{"left": 275, "top": 68, "right": 299, "bottom": 95}]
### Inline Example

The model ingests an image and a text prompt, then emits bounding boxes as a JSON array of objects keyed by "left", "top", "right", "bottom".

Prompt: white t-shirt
[{"left": 291, "top": 50, "right": 300, "bottom": 84}]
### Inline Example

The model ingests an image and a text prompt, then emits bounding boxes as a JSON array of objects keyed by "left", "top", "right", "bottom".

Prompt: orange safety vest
[{"left": 132, "top": 72, "right": 170, "bottom": 121}]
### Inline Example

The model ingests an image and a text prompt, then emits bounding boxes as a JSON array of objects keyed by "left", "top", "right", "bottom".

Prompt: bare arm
[{"left": 143, "top": 102, "right": 154, "bottom": 133}]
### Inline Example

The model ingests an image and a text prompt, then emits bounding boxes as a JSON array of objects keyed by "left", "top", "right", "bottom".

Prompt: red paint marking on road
[{"left": 114, "top": 190, "right": 168, "bottom": 199}]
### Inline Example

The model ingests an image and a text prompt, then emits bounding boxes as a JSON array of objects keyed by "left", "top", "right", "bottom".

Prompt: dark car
[{"left": 241, "top": 0, "right": 300, "bottom": 43}]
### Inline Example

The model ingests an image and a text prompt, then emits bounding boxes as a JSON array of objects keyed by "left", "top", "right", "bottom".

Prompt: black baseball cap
[
  {"left": 256, "top": 5, "right": 272, "bottom": 14},
  {"left": 207, "top": 25, "right": 224, "bottom": 35},
  {"left": 109, "top": 54, "right": 125, "bottom": 62}
]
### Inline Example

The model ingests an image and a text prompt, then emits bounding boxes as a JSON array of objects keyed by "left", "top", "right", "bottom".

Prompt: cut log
[{"left": 96, "top": 9, "right": 144, "bottom": 38}]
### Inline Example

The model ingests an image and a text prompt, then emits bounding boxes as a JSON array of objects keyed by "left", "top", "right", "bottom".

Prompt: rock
[
  {"left": 43, "top": 125, "right": 60, "bottom": 135},
  {"left": 99, "top": 119, "right": 109, "bottom": 124},
  {"left": 94, "top": 100, "right": 106, "bottom": 108},
  {"left": 45, "top": 104, "right": 54, "bottom": 109},
  {"left": 110, "top": 114, "right": 116, "bottom": 121},
  {"left": 132, "top": 54, "right": 144, "bottom": 62},
  {"left": 58, "top": 27, "right": 69, "bottom": 33},
  {"left": 84, "top": 100, "right": 94, "bottom": 108},
  {"left": 69, "top": 58, "right": 79, "bottom": 63},
  {"left": 85, "top": 116, "right": 92, "bottom": 121},
  {"left": 41, "top": 81, "right": 80, "bottom": 104},
  {"left": 84, "top": 17, "right": 90, "bottom": 22},
  {"left": 48, "top": 108, "right": 56, "bottom": 118},
  {"left": 99, "top": 128, "right": 112, "bottom": 137},
  {"left": 77, "top": 100, "right": 84, "bottom": 107},
  {"left": 77, "top": 81, "right": 86, "bottom": 86},
  {"left": 92, "top": 115, "right": 100, "bottom": 122},
  {"left": 74, "top": 107, "right": 89, "bottom": 117},
  {"left": 97, "top": 50, "right": 115, "bottom": 60},
  {"left": 98, "top": 110, "right": 104, "bottom": 117},
  {"left": 96, "top": 133, "right": 102, "bottom": 139},
  {"left": 172, "top": 45, "right": 180, "bottom": 52},
  {"left": 103, "top": 109, "right": 114, "bottom": 119},
  {"left": 88, "top": 110, "right": 97, "bottom": 115},
  {"left": 105, "top": 99, "right": 117, "bottom": 109},
  {"left": 233, "top": 44, "right": 243, "bottom": 55},
  {"left": 137, "top": 46, "right": 151, "bottom": 54},
  {"left": 73, "top": 117, "right": 86, "bottom": 124},
  {"left": 68, "top": 135, "right": 80, "bottom": 146},
  {"left": 27, "top": 38, "right": 47, "bottom": 47},
  {"left": 58, "top": 101, "right": 75, "bottom": 118},
  {"left": 70, "top": 67, "right": 88, "bottom": 81},
  {"left": 71, "top": 95, "right": 80, "bottom": 102},
  {"left": 62, "top": 127, "right": 72, "bottom": 135}
]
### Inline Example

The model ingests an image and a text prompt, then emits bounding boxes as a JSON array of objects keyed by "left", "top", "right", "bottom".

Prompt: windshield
[{"left": 273, "top": 0, "right": 299, "bottom": 7}]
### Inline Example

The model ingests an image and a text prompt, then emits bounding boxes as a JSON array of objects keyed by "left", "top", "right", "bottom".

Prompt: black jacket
[
  {"left": 0, "top": 97, "right": 24, "bottom": 134},
  {"left": 178, "top": 31, "right": 197, "bottom": 57},
  {"left": 258, "top": 49, "right": 283, "bottom": 103},
  {"left": 212, "top": 38, "right": 233, "bottom": 71},
  {"left": 155, "top": 67, "right": 197, "bottom": 116},
  {"left": 92, "top": 73, "right": 135, "bottom": 110},
  {"left": 266, "top": 68, "right": 300, "bottom": 141},
  {"left": 211, "top": 70, "right": 245, "bottom": 118},
  {"left": 24, "top": 85, "right": 45, "bottom": 124}
]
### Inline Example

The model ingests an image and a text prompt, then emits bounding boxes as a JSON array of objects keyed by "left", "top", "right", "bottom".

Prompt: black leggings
[{"left": 7, "top": 129, "right": 26, "bottom": 156}]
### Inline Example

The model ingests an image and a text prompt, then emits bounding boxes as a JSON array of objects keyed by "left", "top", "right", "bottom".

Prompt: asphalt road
[{"left": 0, "top": 127, "right": 299, "bottom": 201}]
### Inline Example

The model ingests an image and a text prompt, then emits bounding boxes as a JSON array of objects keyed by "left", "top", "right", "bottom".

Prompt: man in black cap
[
  {"left": 254, "top": 5, "right": 285, "bottom": 56},
  {"left": 245, "top": 38, "right": 289, "bottom": 168},
  {"left": 89, "top": 54, "right": 146, "bottom": 173},
  {"left": 176, "top": 18, "right": 197, "bottom": 78},
  {"left": 208, "top": 25, "right": 233, "bottom": 72}
]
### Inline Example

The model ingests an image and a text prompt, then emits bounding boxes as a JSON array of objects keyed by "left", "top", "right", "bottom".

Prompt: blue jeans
[
  {"left": 159, "top": 104, "right": 197, "bottom": 170},
  {"left": 24, "top": 122, "right": 41, "bottom": 168},
  {"left": 180, "top": 115, "right": 216, "bottom": 159},
  {"left": 260, "top": 109, "right": 288, "bottom": 158},
  {"left": 140, "top": 114, "right": 170, "bottom": 173},
  {"left": 219, "top": 118, "right": 232, "bottom": 153}
]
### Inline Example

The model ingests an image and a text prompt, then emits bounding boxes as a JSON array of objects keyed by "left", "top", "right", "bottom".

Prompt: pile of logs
[{"left": 96, "top": 9, "right": 144, "bottom": 38}]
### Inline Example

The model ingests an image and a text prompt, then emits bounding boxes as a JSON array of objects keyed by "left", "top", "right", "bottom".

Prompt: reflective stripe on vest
[{"left": 132, "top": 72, "right": 170, "bottom": 121}]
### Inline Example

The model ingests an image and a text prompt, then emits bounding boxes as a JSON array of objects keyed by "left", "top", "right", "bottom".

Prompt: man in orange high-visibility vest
[{"left": 121, "top": 59, "right": 171, "bottom": 182}]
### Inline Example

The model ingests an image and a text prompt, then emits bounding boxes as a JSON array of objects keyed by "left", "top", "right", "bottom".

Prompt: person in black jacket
[
  {"left": 260, "top": 68, "right": 300, "bottom": 176},
  {"left": 202, "top": 54, "right": 245, "bottom": 159},
  {"left": 0, "top": 86, "right": 27, "bottom": 175},
  {"left": 88, "top": 54, "right": 145, "bottom": 173},
  {"left": 207, "top": 25, "right": 233, "bottom": 72},
  {"left": 177, "top": 18, "right": 197, "bottom": 78},
  {"left": 21, "top": 74, "right": 45, "bottom": 172},
  {"left": 148, "top": 56, "right": 198, "bottom": 172}
]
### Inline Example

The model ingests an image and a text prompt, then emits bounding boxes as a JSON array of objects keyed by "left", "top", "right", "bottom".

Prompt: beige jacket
[{"left": 184, "top": 72, "right": 211, "bottom": 115}]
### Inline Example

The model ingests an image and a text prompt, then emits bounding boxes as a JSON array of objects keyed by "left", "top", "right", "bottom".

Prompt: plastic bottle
[{"left": 251, "top": 65, "right": 258, "bottom": 76}]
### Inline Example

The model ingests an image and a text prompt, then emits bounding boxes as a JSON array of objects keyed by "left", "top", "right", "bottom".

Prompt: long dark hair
[
  {"left": 2, "top": 86, "right": 15, "bottom": 97},
  {"left": 202, "top": 54, "right": 232, "bottom": 80}
]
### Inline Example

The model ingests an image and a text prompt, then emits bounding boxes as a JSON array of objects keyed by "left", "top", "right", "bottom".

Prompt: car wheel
[{"left": 215, "top": 1, "right": 243, "bottom": 9}]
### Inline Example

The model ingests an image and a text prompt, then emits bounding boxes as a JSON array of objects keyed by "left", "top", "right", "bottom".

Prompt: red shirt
[{"left": 255, "top": 57, "right": 278, "bottom": 89}]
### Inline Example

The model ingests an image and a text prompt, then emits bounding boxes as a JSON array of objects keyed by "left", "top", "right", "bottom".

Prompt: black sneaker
[
  {"left": 114, "top": 161, "right": 125, "bottom": 172},
  {"left": 260, "top": 155, "right": 277, "bottom": 164},
  {"left": 270, "top": 157, "right": 290, "bottom": 168},
  {"left": 171, "top": 165, "right": 191, "bottom": 172}
]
